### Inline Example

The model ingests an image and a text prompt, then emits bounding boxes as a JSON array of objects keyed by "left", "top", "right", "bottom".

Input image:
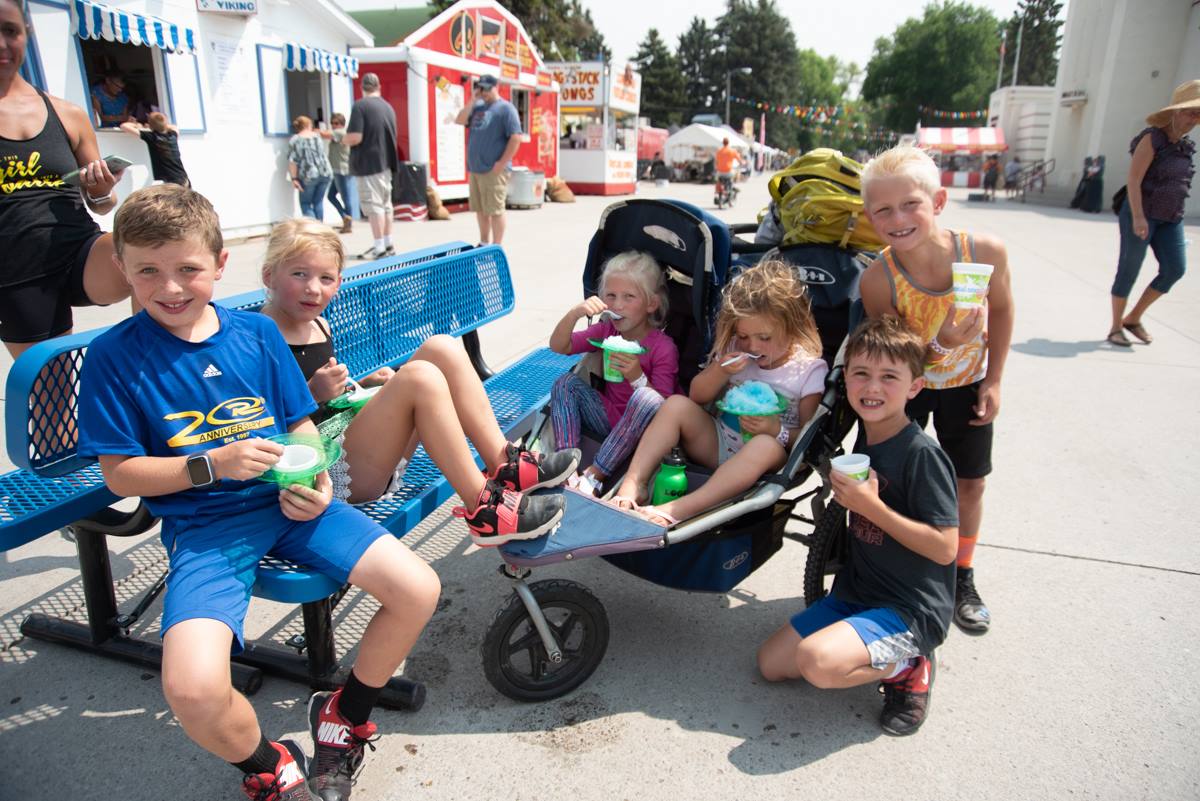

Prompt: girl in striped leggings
[{"left": 548, "top": 251, "right": 681, "bottom": 496}]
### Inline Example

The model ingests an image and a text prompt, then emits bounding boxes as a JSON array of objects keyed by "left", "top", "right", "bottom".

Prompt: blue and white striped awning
[
  {"left": 285, "top": 43, "right": 358, "bottom": 79},
  {"left": 71, "top": 0, "right": 196, "bottom": 54}
]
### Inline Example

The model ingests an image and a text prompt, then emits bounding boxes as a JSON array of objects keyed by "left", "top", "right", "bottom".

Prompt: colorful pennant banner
[{"left": 917, "top": 105, "right": 988, "bottom": 120}]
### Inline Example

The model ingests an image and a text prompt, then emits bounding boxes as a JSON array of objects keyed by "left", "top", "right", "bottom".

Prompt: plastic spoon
[
  {"left": 720, "top": 352, "right": 767, "bottom": 368},
  {"left": 598, "top": 309, "right": 624, "bottom": 321}
]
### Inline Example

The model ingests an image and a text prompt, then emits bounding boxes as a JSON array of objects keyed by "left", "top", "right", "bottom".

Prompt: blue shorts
[
  {"left": 160, "top": 498, "right": 388, "bottom": 653},
  {"left": 790, "top": 595, "right": 921, "bottom": 670}
]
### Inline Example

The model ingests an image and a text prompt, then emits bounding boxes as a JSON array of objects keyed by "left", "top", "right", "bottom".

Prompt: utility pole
[{"left": 1011, "top": 15, "right": 1024, "bottom": 86}]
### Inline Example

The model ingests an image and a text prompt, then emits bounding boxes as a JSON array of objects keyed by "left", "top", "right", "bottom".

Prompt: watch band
[{"left": 86, "top": 190, "right": 114, "bottom": 204}]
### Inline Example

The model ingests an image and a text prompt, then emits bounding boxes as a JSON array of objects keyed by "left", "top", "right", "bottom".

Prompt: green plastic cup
[
  {"left": 258, "top": 433, "right": 341, "bottom": 489},
  {"left": 588, "top": 338, "right": 646, "bottom": 383}
]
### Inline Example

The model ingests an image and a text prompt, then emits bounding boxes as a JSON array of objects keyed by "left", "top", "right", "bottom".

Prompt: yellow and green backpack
[{"left": 766, "top": 148, "right": 885, "bottom": 251}]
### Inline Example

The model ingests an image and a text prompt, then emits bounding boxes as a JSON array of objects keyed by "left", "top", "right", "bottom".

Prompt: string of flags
[
  {"left": 917, "top": 105, "right": 988, "bottom": 120},
  {"left": 731, "top": 95, "right": 851, "bottom": 121}
]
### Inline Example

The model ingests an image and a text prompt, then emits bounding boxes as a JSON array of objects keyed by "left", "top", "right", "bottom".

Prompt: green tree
[
  {"left": 862, "top": 1, "right": 1003, "bottom": 132},
  {"left": 999, "top": 0, "right": 1064, "bottom": 87},
  {"left": 429, "top": 0, "right": 608, "bottom": 61},
  {"left": 714, "top": 0, "right": 808, "bottom": 149},
  {"left": 634, "top": 29, "right": 686, "bottom": 127},
  {"left": 676, "top": 17, "right": 722, "bottom": 122}
]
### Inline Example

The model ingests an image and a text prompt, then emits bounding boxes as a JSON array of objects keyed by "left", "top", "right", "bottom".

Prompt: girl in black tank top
[{"left": 0, "top": 92, "right": 101, "bottom": 287}]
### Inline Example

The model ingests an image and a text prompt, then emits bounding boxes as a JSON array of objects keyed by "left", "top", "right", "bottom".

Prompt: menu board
[{"left": 434, "top": 78, "right": 466, "bottom": 183}]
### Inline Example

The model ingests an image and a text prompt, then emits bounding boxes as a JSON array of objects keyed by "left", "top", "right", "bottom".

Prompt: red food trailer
[{"left": 351, "top": 0, "right": 560, "bottom": 204}]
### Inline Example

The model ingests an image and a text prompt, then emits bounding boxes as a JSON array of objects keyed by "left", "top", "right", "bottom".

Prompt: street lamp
[{"left": 725, "top": 66, "right": 753, "bottom": 127}]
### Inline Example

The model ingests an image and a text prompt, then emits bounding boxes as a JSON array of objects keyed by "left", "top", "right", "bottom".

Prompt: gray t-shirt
[
  {"left": 831, "top": 421, "right": 959, "bottom": 653},
  {"left": 347, "top": 95, "right": 397, "bottom": 177},
  {"left": 466, "top": 98, "right": 521, "bottom": 174}
]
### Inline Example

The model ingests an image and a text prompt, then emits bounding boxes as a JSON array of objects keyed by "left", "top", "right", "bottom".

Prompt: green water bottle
[{"left": 651, "top": 447, "right": 689, "bottom": 505}]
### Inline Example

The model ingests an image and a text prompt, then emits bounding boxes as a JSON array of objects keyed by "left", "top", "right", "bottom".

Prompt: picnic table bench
[{"left": 0, "top": 241, "right": 578, "bottom": 710}]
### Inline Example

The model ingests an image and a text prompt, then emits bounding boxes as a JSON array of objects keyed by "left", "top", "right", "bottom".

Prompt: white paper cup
[
  {"left": 831, "top": 453, "right": 871, "bottom": 482},
  {"left": 952, "top": 262, "right": 994, "bottom": 308},
  {"left": 278, "top": 444, "right": 320, "bottom": 472}
]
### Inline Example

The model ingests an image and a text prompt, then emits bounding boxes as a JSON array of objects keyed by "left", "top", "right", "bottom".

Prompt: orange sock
[{"left": 957, "top": 533, "right": 977, "bottom": 569}]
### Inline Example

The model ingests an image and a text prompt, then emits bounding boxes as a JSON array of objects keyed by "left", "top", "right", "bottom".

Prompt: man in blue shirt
[{"left": 455, "top": 74, "right": 522, "bottom": 245}]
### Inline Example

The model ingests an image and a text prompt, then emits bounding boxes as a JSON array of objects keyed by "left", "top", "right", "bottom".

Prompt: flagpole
[
  {"left": 1011, "top": 16, "right": 1024, "bottom": 86},
  {"left": 996, "top": 27, "right": 1007, "bottom": 91}
]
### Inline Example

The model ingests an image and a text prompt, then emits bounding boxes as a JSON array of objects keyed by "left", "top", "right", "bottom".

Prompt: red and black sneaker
[
  {"left": 453, "top": 480, "right": 565, "bottom": 546},
  {"left": 879, "top": 652, "right": 936, "bottom": 736},
  {"left": 307, "top": 690, "right": 378, "bottom": 801},
  {"left": 488, "top": 443, "right": 580, "bottom": 493},
  {"left": 241, "top": 740, "right": 313, "bottom": 801}
]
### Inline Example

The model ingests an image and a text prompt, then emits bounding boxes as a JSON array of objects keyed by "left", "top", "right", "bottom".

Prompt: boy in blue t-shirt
[
  {"left": 757, "top": 316, "right": 959, "bottom": 736},
  {"left": 78, "top": 185, "right": 440, "bottom": 801}
]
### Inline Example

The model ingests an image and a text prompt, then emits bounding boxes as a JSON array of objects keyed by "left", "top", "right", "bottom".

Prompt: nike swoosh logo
[
  {"left": 324, "top": 696, "right": 336, "bottom": 716},
  {"left": 473, "top": 522, "right": 495, "bottom": 535}
]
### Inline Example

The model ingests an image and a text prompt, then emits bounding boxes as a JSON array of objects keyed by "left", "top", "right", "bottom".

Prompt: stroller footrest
[{"left": 499, "top": 489, "right": 666, "bottom": 567}]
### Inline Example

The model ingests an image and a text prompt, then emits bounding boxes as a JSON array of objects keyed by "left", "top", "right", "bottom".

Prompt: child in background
[
  {"left": 77, "top": 185, "right": 440, "bottom": 801},
  {"left": 322, "top": 113, "right": 358, "bottom": 233},
  {"left": 548, "top": 250, "right": 679, "bottom": 497},
  {"left": 119, "top": 111, "right": 190, "bottom": 187},
  {"left": 259, "top": 218, "right": 578, "bottom": 549},
  {"left": 858, "top": 144, "right": 1014, "bottom": 634},
  {"left": 758, "top": 316, "right": 959, "bottom": 736},
  {"left": 611, "top": 259, "right": 827, "bottom": 526}
]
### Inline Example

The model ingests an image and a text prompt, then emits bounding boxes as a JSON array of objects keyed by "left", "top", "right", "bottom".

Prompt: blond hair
[
  {"left": 114, "top": 184, "right": 222, "bottom": 260},
  {"left": 147, "top": 111, "right": 169, "bottom": 133},
  {"left": 845, "top": 315, "right": 925, "bottom": 379},
  {"left": 599, "top": 250, "right": 668, "bottom": 329},
  {"left": 262, "top": 218, "right": 345, "bottom": 284},
  {"left": 861, "top": 144, "right": 941, "bottom": 204},
  {"left": 292, "top": 115, "right": 312, "bottom": 132},
  {"left": 710, "top": 260, "right": 821, "bottom": 361}
]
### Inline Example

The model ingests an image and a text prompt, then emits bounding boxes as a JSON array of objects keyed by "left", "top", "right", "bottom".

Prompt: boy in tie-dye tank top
[{"left": 858, "top": 145, "right": 1015, "bottom": 636}]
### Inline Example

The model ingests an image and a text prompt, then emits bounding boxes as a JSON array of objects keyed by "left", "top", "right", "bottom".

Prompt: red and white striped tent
[{"left": 916, "top": 127, "right": 1007, "bottom": 153}]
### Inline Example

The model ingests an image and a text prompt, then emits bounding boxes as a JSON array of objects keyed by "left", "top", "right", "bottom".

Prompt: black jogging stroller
[{"left": 480, "top": 199, "right": 869, "bottom": 701}]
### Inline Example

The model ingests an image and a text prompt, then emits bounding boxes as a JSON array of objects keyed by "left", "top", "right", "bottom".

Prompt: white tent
[{"left": 664, "top": 123, "right": 750, "bottom": 165}]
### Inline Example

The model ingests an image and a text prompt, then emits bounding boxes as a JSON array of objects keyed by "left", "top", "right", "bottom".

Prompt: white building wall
[
  {"left": 988, "top": 86, "right": 1054, "bottom": 165},
  {"left": 1046, "top": 0, "right": 1198, "bottom": 218},
  {"left": 29, "top": 0, "right": 368, "bottom": 237}
]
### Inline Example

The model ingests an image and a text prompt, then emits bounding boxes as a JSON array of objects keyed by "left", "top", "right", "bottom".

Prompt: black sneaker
[
  {"left": 356, "top": 246, "right": 385, "bottom": 260},
  {"left": 382, "top": 244, "right": 395, "bottom": 256},
  {"left": 308, "top": 690, "right": 378, "bottom": 801},
  {"left": 452, "top": 480, "right": 565, "bottom": 546},
  {"left": 954, "top": 567, "right": 991, "bottom": 633},
  {"left": 488, "top": 442, "right": 580, "bottom": 493},
  {"left": 879, "top": 653, "right": 935, "bottom": 736},
  {"left": 241, "top": 740, "right": 313, "bottom": 801}
]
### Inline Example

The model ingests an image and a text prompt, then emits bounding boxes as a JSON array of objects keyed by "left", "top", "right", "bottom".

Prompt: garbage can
[
  {"left": 506, "top": 167, "right": 545, "bottom": 209},
  {"left": 393, "top": 162, "right": 428, "bottom": 220}
]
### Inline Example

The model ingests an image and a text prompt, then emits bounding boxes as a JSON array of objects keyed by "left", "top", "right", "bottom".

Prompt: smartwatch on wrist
[{"left": 186, "top": 453, "right": 216, "bottom": 487}]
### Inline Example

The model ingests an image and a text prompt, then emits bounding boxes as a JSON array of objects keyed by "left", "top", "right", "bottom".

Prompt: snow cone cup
[
  {"left": 258, "top": 433, "right": 341, "bottom": 490},
  {"left": 715, "top": 381, "right": 789, "bottom": 442},
  {"left": 589, "top": 337, "right": 646, "bottom": 383},
  {"left": 831, "top": 453, "right": 871, "bottom": 483},
  {"left": 951, "top": 262, "right": 994, "bottom": 309}
]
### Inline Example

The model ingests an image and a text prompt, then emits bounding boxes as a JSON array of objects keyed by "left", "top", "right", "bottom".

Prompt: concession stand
[
  {"left": 546, "top": 61, "right": 641, "bottom": 195},
  {"left": 351, "top": 0, "right": 560, "bottom": 203},
  {"left": 916, "top": 126, "right": 1008, "bottom": 187}
]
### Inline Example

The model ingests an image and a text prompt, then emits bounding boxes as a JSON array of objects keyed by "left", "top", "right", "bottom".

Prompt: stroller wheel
[
  {"left": 482, "top": 579, "right": 610, "bottom": 702},
  {"left": 802, "top": 500, "right": 849, "bottom": 606}
]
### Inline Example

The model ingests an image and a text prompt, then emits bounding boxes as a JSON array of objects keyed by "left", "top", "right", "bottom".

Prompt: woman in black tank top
[{"left": 0, "top": 0, "right": 131, "bottom": 356}]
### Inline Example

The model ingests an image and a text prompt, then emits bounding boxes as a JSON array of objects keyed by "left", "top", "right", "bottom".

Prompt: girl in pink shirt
[{"left": 548, "top": 251, "right": 680, "bottom": 495}]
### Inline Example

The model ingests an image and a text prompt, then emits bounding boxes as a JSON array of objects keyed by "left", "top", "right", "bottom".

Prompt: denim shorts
[{"left": 790, "top": 595, "right": 921, "bottom": 670}]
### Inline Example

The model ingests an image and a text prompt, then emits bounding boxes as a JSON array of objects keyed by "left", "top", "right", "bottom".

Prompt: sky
[{"left": 336, "top": 0, "right": 1064, "bottom": 76}]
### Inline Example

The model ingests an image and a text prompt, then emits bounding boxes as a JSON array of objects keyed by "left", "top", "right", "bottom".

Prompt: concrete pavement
[{"left": 1, "top": 176, "right": 1197, "bottom": 800}]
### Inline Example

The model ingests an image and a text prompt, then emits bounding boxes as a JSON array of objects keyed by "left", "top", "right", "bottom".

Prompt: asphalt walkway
[{"left": 1, "top": 176, "right": 1197, "bottom": 800}]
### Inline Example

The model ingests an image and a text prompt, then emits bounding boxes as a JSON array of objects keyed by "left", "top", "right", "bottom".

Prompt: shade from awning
[
  {"left": 71, "top": 0, "right": 196, "bottom": 54},
  {"left": 917, "top": 127, "right": 1007, "bottom": 153},
  {"left": 285, "top": 43, "right": 359, "bottom": 78}
]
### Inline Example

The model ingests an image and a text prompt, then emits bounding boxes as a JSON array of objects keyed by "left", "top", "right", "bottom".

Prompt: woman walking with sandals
[
  {"left": 1108, "top": 80, "right": 1200, "bottom": 347},
  {"left": 0, "top": 0, "right": 131, "bottom": 359}
]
